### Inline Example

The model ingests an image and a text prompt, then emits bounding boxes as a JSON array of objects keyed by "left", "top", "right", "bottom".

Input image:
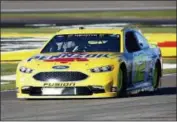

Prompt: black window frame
[
  {"left": 134, "top": 31, "right": 150, "bottom": 50},
  {"left": 124, "top": 31, "right": 141, "bottom": 53}
]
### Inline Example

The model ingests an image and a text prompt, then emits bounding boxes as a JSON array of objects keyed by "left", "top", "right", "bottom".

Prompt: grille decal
[{"left": 33, "top": 72, "right": 88, "bottom": 82}]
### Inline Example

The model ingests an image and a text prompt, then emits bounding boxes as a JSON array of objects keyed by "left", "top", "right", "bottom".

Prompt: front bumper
[
  {"left": 17, "top": 86, "right": 117, "bottom": 99},
  {"left": 16, "top": 72, "right": 118, "bottom": 99},
  {"left": 17, "top": 93, "right": 117, "bottom": 99}
]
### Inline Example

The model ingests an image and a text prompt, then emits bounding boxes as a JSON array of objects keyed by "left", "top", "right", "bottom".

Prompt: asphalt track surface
[
  {"left": 1, "top": 0, "right": 176, "bottom": 10},
  {"left": 1, "top": 74, "right": 176, "bottom": 120},
  {"left": 1, "top": 1, "right": 176, "bottom": 11}
]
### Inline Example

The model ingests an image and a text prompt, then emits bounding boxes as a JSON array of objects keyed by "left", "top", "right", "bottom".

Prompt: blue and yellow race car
[{"left": 16, "top": 27, "right": 162, "bottom": 99}]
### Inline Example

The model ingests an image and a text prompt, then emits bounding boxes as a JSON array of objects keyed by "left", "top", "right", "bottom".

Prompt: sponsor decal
[
  {"left": 43, "top": 83, "right": 75, "bottom": 87},
  {"left": 52, "top": 65, "right": 69, "bottom": 69},
  {"left": 45, "top": 58, "right": 88, "bottom": 63},
  {"left": 27, "top": 53, "right": 110, "bottom": 62}
]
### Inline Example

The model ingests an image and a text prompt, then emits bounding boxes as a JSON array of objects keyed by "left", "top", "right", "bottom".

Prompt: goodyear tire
[{"left": 117, "top": 67, "right": 127, "bottom": 97}]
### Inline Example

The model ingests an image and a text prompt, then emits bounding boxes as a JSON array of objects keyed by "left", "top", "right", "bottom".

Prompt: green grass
[
  {"left": 2, "top": 10, "right": 176, "bottom": 19},
  {"left": 1, "top": 27, "right": 176, "bottom": 34},
  {"left": 163, "top": 68, "right": 176, "bottom": 74},
  {"left": 163, "top": 58, "right": 176, "bottom": 74},
  {"left": 1, "top": 63, "right": 18, "bottom": 76},
  {"left": 163, "top": 58, "right": 177, "bottom": 64},
  {"left": 1, "top": 81, "right": 15, "bottom": 91},
  {"left": 140, "top": 27, "right": 176, "bottom": 33},
  {"left": 1, "top": 63, "right": 17, "bottom": 91}
]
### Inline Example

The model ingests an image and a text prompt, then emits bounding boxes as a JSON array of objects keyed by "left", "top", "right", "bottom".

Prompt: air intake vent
[{"left": 33, "top": 72, "right": 88, "bottom": 82}]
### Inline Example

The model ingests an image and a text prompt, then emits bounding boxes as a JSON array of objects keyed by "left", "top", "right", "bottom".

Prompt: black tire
[
  {"left": 117, "top": 67, "right": 127, "bottom": 97},
  {"left": 152, "top": 64, "right": 161, "bottom": 90}
]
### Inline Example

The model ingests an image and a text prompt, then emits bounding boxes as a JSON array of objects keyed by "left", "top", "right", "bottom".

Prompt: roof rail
[
  {"left": 121, "top": 24, "right": 140, "bottom": 31},
  {"left": 121, "top": 24, "right": 142, "bottom": 33}
]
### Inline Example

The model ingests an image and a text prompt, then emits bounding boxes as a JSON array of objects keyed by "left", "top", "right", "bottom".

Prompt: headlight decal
[
  {"left": 19, "top": 66, "right": 33, "bottom": 73},
  {"left": 90, "top": 65, "right": 114, "bottom": 73}
]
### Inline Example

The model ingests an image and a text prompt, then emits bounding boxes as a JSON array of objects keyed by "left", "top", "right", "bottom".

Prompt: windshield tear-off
[{"left": 41, "top": 34, "right": 120, "bottom": 53}]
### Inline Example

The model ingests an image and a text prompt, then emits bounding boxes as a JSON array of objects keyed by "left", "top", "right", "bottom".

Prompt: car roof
[{"left": 56, "top": 27, "right": 124, "bottom": 35}]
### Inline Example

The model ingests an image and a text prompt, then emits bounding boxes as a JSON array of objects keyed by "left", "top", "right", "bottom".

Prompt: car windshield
[{"left": 41, "top": 34, "right": 120, "bottom": 53}]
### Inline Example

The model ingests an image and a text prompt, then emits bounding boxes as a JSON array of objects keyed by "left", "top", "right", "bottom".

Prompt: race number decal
[
  {"left": 132, "top": 53, "right": 147, "bottom": 83},
  {"left": 134, "top": 62, "right": 146, "bottom": 82}
]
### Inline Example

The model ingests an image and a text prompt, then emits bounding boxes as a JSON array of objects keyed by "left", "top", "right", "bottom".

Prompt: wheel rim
[
  {"left": 118, "top": 69, "right": 123, "bottom": 90},
  {"left": 153, "top": 67, "right": 158, "bottom": 88}
]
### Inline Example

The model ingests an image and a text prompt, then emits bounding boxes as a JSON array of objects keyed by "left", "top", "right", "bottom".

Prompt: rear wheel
[
  {"left": 152, "top": 65, "right": 160, "bottom": 89},
  {"left": 117, "top": 67, "right": 127, "bottom": 97}
]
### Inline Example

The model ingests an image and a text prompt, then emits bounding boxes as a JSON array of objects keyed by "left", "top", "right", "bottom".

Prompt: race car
[{"left": 16, "top": 27, "right": 162, "bottom": 99}]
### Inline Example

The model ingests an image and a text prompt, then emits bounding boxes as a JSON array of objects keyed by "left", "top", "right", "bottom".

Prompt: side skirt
[{"left": 126, "top": 81, "right": 154, "bottom": 95}]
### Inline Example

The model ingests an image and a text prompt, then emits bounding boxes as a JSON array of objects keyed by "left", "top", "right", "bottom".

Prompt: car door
[
  {"left": 134, "top": 31, "right": 155, "bottom": 82},
  {"left": 124, "top": 31, "right": 147, "bottom": 83}
]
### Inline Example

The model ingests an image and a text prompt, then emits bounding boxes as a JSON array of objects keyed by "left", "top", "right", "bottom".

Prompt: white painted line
[
  {"left": 57, "top": 23, "right": 129, "bottom": 29},
  {"left": 163, "top": 64, "right": 176, "bottom": 69},
  {"left": 1, "top": 82, "right": 10, "bottom": 85},
  {"left": 161, "top": 24, "right": 176, "bottom": 27},
  {"left": 1, "top": 74, "right": 16, "bottom": 81},
  {"left": 25, "top": 24, "right": 56, "bottom": 27},
  {"left": 163, "top": 73, "right": 177, "bottom": 76},
  {"left": 0, "top": 89, "right": 16, "bottom": 92},
  {"left": 1, "top": 38, "right": 48, "bottom": 42},
  {"left": 1, "top": 43, "right": 42, "bottom": 50}
]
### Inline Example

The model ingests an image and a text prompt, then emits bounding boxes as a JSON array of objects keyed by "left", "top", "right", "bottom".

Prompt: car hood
[{"left": 21, "top": 52, "right": 122, "bottom": 70}]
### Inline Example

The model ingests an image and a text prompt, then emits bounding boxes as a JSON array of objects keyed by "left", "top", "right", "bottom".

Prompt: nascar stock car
[{"left": 16, "top": 27, "right": 162, "bottom": 99}]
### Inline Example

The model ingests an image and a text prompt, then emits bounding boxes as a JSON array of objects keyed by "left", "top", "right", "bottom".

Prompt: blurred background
[
  {"left": 1, "top": 1, "right": 176, "bottom": 27},
  {"left": 1, "top": 1, "right": 176, "bottom": 56}
]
